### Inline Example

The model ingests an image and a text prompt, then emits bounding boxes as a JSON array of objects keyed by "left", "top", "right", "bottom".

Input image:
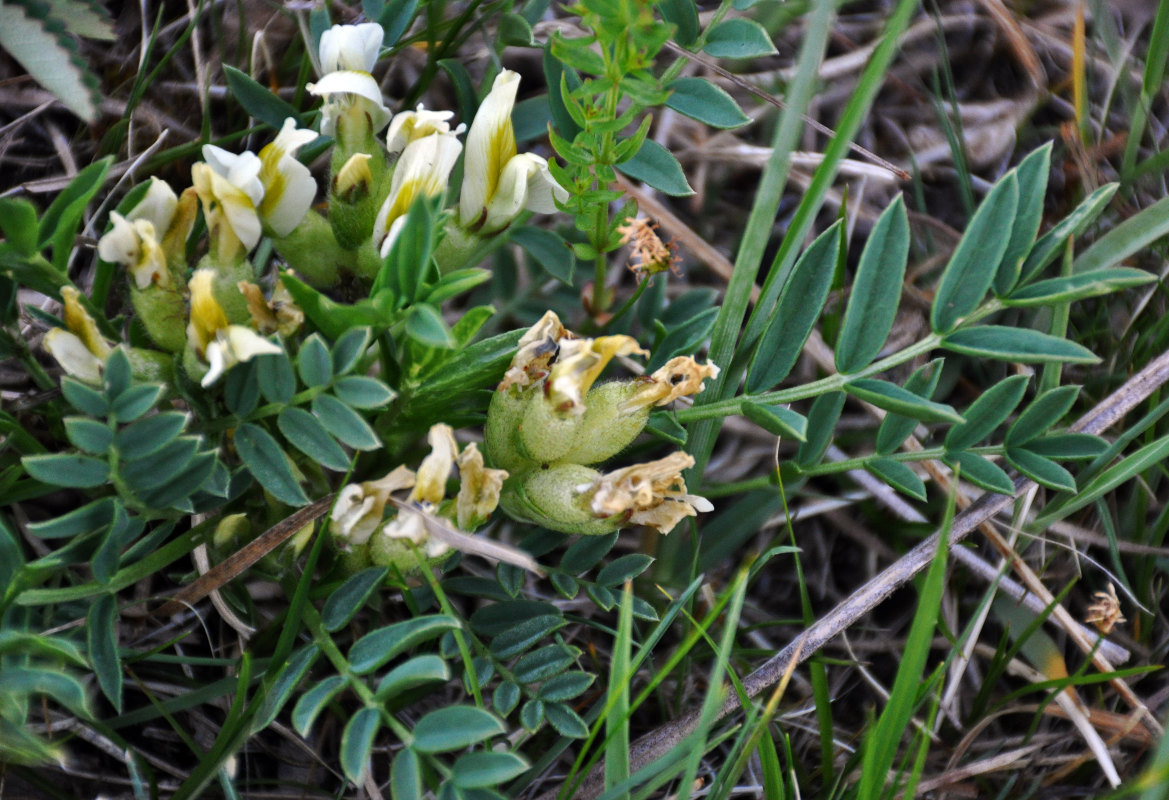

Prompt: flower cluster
[
  {"left": 485, "top": 311, "right": 718, "bottom": 535},
  {"left": 329, "top": 424, "right": 509, "bottom": 573}
]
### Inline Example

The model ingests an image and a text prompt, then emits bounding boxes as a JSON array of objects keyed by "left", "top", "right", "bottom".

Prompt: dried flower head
[
  {"left": 1085, "top": 583, "right": 1125, "bottom": 634},
  {"left": 617, "top": 216, "right": 680, "bottom": 281}
]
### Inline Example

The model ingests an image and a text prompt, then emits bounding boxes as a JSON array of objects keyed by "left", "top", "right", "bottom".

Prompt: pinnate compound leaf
[
  {"left": 1024, "top": 433, "right": 1108, "bottom": 460},
  {"left": 866, "top": 458, "right": 926, "bottom": 501},
  {"left": 277, "top": 407, "right": 350, "bottom": 472},
  {"left": 944, "top": 374, "right": 1031, "bottom": 451},
  {"left": 944, "top": 451, "right": 1015, "bottom": 495},
  {"left": 452, "top": 751, "right": 529, "bottom": 789},
  {"left": 616, "top": 139, "right": 694, "bottom": 197},
  {"left": 874, "top": 359, "right": 943, "bottom": 455},
  {"left": 544, "top": 701, "right": 590, "bottom": 738},
  {"left": 845, "top": 379, "right": 963, "bottom": 423},
  {"left": 748, "top": 221, "right": 841, "bottom": 392},
  {"left": 297, "top": 334, "right": 333, "bottom": 388},
  {"left": 234, "top": 423, "right": 310, "bottom": 506},
  {"left": 331, "top": 328, "right": 371, "bottom": 376},
  {"left": 1003, "top": 268, "right": 1155, "bottom": 307},
  {"left": 323, "top": 567, "right": 388, "bottom": 631},
  {"left": 412, "top": 706, "right": 505, "bottom": 753},
  {"left": 64, "top": 417, "right": 112, "bottom": 454},
  {"left": 993, "top": 143, "right": 1051, "bottom": 295},
  {"left": 340, "top": 707, "right": 381, "bottom": 783},
  {"left": 349, "top": 615, "right": 460, "bottom": 674},
  {"left": 1004, "top": 385, "right": 1080, "bottom": 447},
  {"left": 292, "top": 675, "right": 347, "bottom": 737},
  {"left": 87, "top": 594, "right": 122, "bottom": 712},
  {"left": 941, "top": 326, "right": 1099, "bottom": 364},
  {"left": 22, "top": 453, "right": 109, "bottom": 488},
  {"left": 332, "top": 375, "right": 396, "bottom": 409},
  {"left": 391, "top": 748, "right": 424, "bottom": 800},
  {"left": 490, "top": 615, "right": 567, "bottom": 659},
  {"left": 312, "top": 394, "right": 381, "bottom": 451},
  {"left": 703, "top": 18, "right": 778, "bottom": 58},
  {"left": 375, "top": 655, "right": 450, "bottom": 701},
  {"left": 1019, "top": 183, "right": 1118, "bottom": 283},
  {"left": 1005, "top": 447, "right": 1076, "bottom": 492},
  {"left": 836, "top": 195, "right": 909, "bottom": 373},
  {"left": 666, "top": 77, "right": 750, "bottom": 128},
  {"left": 931, "top": 173, "right": 1018, "bottom": 332},
  {"left": 742, "top": 402, "right": 808, "bottom": 441}
]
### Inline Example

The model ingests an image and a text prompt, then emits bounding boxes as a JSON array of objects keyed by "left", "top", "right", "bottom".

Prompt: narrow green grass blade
[{"left": 605, "top": 582, "right": 634, "bottom": 797}]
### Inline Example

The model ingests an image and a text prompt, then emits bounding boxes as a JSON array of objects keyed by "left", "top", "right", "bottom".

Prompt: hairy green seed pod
[
  {"left": 485, "top": 384, "right": 533, "bottom": 473},
  {"left": 130, "top": 282, "right": 188, "bottom": 353},
  {"left": 558, "top": 381, "right": 650, "bottom": 465},
  {"left": 517, "top": 390, "right": 585, "bottom": 464},
  {"left": 502, "top": 464, "right": 624, "bottom": 536}
]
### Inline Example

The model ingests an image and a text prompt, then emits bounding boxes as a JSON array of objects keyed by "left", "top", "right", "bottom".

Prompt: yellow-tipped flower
[
  {"left": 97, "top": 177, "right": 179, "bottom": 289},
  {"left": 546, "top": 336, "right": 648, "bottom": 415},
  {"left": 193, "top": 119, "right": 316, "bottom": 263},
  {"left": 330, "top": 465, "right": 416, "bottom": 547},
  {"left": 585, "top": 452, "right": 712, "bottom": 535},
  {"left": 458, "top": 70, "right": 567, "bottom": 235},
  {"left": 386, "top": 105, "right": 463, "bottom": 158},
  {"left": 186, "top": 270, "right": 283, "bottom": 386},
  {"left": 333, "top": 153, "right": 374, "bottom": 202},
  {"left": 371, "top": 131, "right": 462, "bottom": 255},
  {"left": 42, "top": 286, "right": 113, "bottom": 383}
]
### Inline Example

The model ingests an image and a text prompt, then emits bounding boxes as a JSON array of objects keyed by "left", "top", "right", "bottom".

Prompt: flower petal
[
  {"left": 386, "top": 104, "right": 458, "bottom": 157},
  {"left": 460, "top": 69, "right": 520, "bottom": 228},
  {"left": 225, "top": 325, "right": 283, "bottom": 361},
  {"left": 319, "top": 22, "right": 384, "bottom": 73},
  {"left": 372, "top": 132, "right": 462, "bottom": 252},
  {"left": 127, "top": 176, "right": 178, "bottom": 232},
  {"left": 413, "top": 423, "right": 458, "bottom": 505},
  {"left": 44, "top": 329, "right": 103, "bottom": 383},
  {"left": 306, "top": 70, "right": 386, "bottom": 107}
]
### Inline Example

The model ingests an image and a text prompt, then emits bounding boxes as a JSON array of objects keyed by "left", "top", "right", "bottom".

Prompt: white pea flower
[
  {"left": 371, "top": 131, "right": 462, "bottom": 255},
  {"left": 459, "top": 69, "right": 568, "bottom": 235},
  {"left": 385, "top": 105, "right": 463, "bottom": 158},
  {"left": 42, "top": 286, "right": 113, "bottom": 383},
  {"left": 307, "top": 23, "right": 392, "bottom": 138},
  {"left": 186, "top": 270, "right": 283, "bottom": 387},
  {"left": 257, "top": 118, "right": 319, "bottom": 236},
  {"left": 97, "top": 177, "right": 178, "bottom": 288}
]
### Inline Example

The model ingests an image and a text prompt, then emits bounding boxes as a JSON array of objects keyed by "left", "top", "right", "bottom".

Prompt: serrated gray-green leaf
[
  {"left": 234, "top": 423, "right": 310, "bottom": 506},
  {"left": 944, "top": 451, "right": 1015, "bottom": 495},
  {"left": 666, "top": 77, "right": 751, "bottom": 129},
  {"left": 844, "top": 379, "right": 963, "bottom": 423},
  {"left": 866, "top": 457, "right": 926, "bottom": 501},
  {"left": 748, "top": 221, "right": 841, "bottom": 392},
  {"left": 0, "top": 1, "right": 103, "bottom": 122},
  {"left": 944, "top": 374, "right": 1030, "bottom": 452},
  {"left": 931, "top": 173, "right": 1018, "bottom": 332},
  {"left": 22, "top": 453, "right": 109, "bottom": 488},
  {"left": 277, "top": 407, "right": 351, "bottom": 472},
  {"left": 412, "top": 706, "right": 505, "bottom": 753},
  {"left": 836, "top": 195, "right": 910, "bottom": 373},
  {"left": 941, "top": 326, "right": 1099, "bottom": 364}
]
